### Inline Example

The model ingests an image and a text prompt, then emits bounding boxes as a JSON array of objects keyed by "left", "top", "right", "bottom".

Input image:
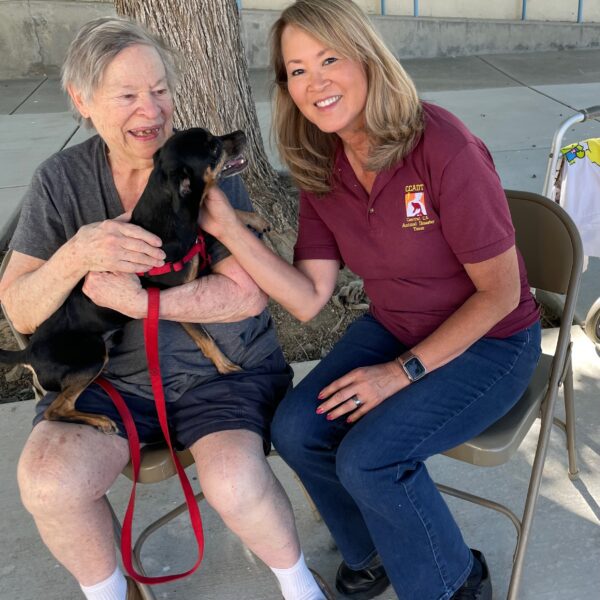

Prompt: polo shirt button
[{"left": 369, "top": 208, "right": 375, "bottom": 214}]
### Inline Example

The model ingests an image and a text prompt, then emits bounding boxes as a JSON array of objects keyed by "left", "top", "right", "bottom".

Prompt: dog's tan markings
[
  {"left": 183, "top": 254, "right": 200, "bottom": 284},
  {"left": 44, "top": 354, "right": 117, "bottom": 434},
  {"left": 237, "top": 210, "right": 271, "bottom": 233},
  {"left": 202, "top": 157, "right": 226, "bottom": 202},
  {"left": 180, "top": 322, "right": 241, "bottom": 374}
]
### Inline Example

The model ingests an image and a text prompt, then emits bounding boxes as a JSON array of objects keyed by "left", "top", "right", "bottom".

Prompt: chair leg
[
  {"left": 507, "top": 393, "right": 558, "bottom": 600},
  {"left": 105, "top": 496, "right": 158, "bottom": 600},
  {"left": 562, "top": 359, "right": 579, "bottom": 480},
  {"left": 133, "top": 491, "right": 206, "bottom": 569}
]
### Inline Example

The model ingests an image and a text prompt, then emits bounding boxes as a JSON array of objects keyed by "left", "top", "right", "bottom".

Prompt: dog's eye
[{"left": 209, "top": 140, "right": 221, "bottom": 159}]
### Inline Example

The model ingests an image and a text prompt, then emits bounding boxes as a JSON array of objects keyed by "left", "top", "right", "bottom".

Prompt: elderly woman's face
[
  {"left": 73, "top": 44, "right": 174, "bottom": 168},
  {"left": 281, "top": 25, "right": 367, "bottom": 140}
]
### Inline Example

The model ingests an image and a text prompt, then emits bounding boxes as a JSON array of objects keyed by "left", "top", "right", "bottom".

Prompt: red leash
[
  {"left": 139, "top": 231, "right": 211, "bottom": 277},
  {"left": 96, "top": 287, "right": 204, "bottom": 584}
]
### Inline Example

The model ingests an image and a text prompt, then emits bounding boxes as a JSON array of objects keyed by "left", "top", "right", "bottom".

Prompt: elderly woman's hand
[
  {"left": 72, "top": 213, "right": 166, "bottom": 274},
  {"left": 200, "top": 187, "right": 240, "bottom": 240},
  {"left": 82, "top": 271, "right": 147, "bottom": 319},
  {"left": 316, "top": 361, "right": 410, "bottom": 423}
]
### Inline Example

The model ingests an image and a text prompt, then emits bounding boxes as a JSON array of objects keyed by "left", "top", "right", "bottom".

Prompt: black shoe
[
  {"left": 451, "top": 549, "right": 492, "bottom": 600},
  {"left": 309, "top": 568, "right": 336, "bottom": 600},
  {"left": 335, "top": 557, "right": 390, "bottom": 599}
]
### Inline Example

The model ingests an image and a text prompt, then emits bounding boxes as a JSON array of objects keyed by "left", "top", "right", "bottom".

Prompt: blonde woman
[{"left": 202, "top": 1, "right": 541, "bottom": 598}]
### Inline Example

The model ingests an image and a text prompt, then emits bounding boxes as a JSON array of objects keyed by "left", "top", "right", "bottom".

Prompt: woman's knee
[
  {"left": 271, "top": 391, "right": 305, "bottom": 461},
  {"left": 200, "top": 452, "right": 273, "bottom": 520},
  {"left": 17, "top": 422, "right": 127, "bottom": 515},
  {"left": 335, "top": 426, "right": 414, "bottom": 499},
  {"left": 271, "top": 388, "right": 316, "bottom": 460},
  {"left": 192, "top": 430, "right": 275, "bottom": 521}
]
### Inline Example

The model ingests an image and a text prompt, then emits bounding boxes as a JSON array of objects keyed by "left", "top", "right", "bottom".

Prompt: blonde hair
[
  {"left": 271, "top": 0, "right": 423, "bottom": 195},
  {"left": 62, "top": 17, "right": 178, "bottom": 128}
]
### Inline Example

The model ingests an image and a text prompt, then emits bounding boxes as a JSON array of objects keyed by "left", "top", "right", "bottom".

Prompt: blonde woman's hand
[
  {"left": 200, "top": 187, "right": 240, "bottom": 239},
  {"left": 316, "top": 361, "right": 410, "bottom": 423}
]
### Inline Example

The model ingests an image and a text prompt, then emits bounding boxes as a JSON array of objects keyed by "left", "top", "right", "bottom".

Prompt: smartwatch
[{"left": 397, "top": 351, "right": 427, "bottom": 383}]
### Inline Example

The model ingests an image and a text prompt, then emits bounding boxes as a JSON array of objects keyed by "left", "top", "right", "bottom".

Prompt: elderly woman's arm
[
  {"left": 81, "top": 254, "right": 269, "bottom": 323},
  {"left": 0, "top": 218, "right": 165, "bottom": 334}
]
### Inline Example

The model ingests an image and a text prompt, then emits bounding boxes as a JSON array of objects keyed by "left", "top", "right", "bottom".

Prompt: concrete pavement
[{"left": 1, "top": 50, "right": 600, "bottom": 599}]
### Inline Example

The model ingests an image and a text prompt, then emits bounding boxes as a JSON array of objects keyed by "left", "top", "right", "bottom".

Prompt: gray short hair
[{"left": 61, "top": 16, "right": 179, "bottom": 127}]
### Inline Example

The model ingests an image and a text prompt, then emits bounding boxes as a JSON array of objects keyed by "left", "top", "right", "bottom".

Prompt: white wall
[{"left": 240, "top": 0, "right": 598, "bottom": 22}]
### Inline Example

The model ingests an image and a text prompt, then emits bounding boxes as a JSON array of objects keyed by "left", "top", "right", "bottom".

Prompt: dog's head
[{"left": 152, "top": 128, "right": 248, "bottom": 211}]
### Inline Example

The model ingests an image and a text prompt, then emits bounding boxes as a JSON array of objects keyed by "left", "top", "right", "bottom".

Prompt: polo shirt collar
[{"left": 333, "top": 140, "right": 405, "bottom": 202}]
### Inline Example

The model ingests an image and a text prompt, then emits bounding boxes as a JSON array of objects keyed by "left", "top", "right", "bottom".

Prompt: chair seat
[
  {"left": 121, "top": 444, "right": 195, "bottom": 484},
  {"left": 443, "top": 354, "right": 551, "bottom": 467}
]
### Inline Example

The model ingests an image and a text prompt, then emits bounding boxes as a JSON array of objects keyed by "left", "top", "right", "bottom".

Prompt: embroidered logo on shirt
[
  {"left": 405, "top": 192, "right": 427, "bottom": 217},
  {"left": 403, "top": 184, "right": 436, "bottom": 232}
]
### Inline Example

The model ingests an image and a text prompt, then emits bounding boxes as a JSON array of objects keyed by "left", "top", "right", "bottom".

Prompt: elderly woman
[
  {"left": 200, "top": 1, "right": 542, "bottom": 599},
  {"left": 0, "top": 17, "right": 331, "bottom": 600}
]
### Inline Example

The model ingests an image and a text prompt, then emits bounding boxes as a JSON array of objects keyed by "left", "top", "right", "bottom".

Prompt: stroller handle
[
  {"left": 581, "top": 106, "right": 600, "bottom": 121},
  {"left": 543, "top": 107, "right": 600, "bottom": 196}
]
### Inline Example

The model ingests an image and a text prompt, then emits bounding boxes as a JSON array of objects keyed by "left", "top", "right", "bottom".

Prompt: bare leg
[
  {"left": 17, "top": 421, "right": 130, "bottom": 586},
  {"left": 190, "top": 430, "right": 300, "bottom": 568}
]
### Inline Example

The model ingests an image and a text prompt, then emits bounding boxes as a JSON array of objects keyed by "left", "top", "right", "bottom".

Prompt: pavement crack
[
  {"left": 9, "top": 78, "right": 47, "bottom": 115},
  {"left": 475, "top": 55, "right": 583, "bottom": 115}
]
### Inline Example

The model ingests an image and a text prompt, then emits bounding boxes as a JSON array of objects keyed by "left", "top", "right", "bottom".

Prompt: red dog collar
[{"left": 141, "top": 230, "right": 211, "bottom": 277}]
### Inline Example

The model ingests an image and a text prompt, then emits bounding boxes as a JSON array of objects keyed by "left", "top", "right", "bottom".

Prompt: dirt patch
[{"left": 0, "top": 317, "right": 36, "bottom": 402}]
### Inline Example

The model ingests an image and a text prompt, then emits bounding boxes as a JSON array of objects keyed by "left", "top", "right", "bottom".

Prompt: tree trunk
[{"left": 114, "top": 0, "right": 296, "bottom": 256}]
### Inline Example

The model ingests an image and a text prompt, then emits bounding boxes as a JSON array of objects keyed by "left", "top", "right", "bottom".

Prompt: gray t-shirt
[{"left": 10, "top": 134, "right": 281, "bottom": 402}]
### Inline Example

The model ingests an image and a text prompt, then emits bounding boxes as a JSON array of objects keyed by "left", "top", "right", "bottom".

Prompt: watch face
[{"left": 404, "top": 356, "right": 426, "bottom": 381}]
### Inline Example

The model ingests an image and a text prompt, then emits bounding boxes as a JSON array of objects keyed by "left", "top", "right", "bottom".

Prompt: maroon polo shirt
[{"left": 293, "top": 102, "right": 539, "bottom": 347}]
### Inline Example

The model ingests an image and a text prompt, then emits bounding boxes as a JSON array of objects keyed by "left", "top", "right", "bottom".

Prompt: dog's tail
[{"left": 0, "top": 348, "right": 28, "bottom": 368}]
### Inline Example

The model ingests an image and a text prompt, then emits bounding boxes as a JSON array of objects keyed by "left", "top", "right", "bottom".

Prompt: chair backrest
[
  {"left": 505, "top": 189, "right": 583, "bottom": 390},
  {"left": 0, "top": 250, "right": 28, "bottom": 351},
  {"left": 0, "top": 249, "right": 45, "bottom": 398},
  {"left": 505, "top": 189, "right": 582, "bottom": 295}
]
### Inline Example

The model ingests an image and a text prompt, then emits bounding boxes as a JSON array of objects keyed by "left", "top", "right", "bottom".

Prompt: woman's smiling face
[
  {"left": 70, "top": 43, "right": 174, "bottom": 169},
  {"left": 281, "top": 24, "right": 368, "bottom": 139}
]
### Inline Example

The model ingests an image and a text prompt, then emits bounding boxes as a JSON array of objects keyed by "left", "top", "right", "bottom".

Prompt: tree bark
[{"left": 114, "top": 0, "right": 296, "bottom": 254}]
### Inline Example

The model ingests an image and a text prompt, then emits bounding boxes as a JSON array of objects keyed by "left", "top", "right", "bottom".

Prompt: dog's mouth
[{"left": 220, "top": 154, "right": 248, "bottom": 179}]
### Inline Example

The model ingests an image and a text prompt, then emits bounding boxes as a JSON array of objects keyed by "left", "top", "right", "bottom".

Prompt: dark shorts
[{"left": 33, "top": 349, "right": 293, "bottom": 452}]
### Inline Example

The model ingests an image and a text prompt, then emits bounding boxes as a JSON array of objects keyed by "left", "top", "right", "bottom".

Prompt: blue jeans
[{"left": 272, "top": 314, "right": 541, "bottom": 600}]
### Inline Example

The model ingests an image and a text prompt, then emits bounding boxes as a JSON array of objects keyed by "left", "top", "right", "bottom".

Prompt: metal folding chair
[{"left": 437, "top": 190, "right": 584, "bottom": 600}]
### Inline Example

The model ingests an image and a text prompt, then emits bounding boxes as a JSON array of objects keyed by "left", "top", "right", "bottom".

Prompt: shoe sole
[{"left": 336, "top": 575, "right": 391, "bottom": 600}]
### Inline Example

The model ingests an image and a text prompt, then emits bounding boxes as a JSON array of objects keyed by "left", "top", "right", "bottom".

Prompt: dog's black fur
[{"left": 0, "top": 128, "right": 268, "bottom": 433}]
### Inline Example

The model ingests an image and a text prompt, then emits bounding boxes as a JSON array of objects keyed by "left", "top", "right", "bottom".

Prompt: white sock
[
  {"left": 270, "top": 552, "right": 326, "bottom": 600},
  {"left": 80, "top": 566, "right": 128, "bottom": 600}
]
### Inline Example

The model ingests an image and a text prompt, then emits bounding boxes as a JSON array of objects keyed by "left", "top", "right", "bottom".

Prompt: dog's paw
[{"left": 95, "top": 418, "right": 119, "bottom": 435}]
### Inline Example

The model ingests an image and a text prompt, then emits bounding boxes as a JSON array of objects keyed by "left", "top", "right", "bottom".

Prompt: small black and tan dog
[{"left": 0, "top": 128, "right": 269, "bottom": 433}]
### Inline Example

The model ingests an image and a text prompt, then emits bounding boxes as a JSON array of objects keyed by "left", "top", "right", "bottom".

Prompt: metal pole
[
  {"left": 521, "top": 0, "right": 527, "bottom": 20},
  {"left": 380, "top": 0, "right": 386, "bottom": 16},
  {"left": 414, "top": 0, "right": 419, "bottom": 17},
  {"left": 578, "top": 0, "right": 584, "bottom": 23},
  {"left": 237, "top": 0, "right": 242, "bottom": 10}
]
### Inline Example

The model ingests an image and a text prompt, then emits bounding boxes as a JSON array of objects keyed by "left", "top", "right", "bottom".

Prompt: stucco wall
[
  {"left": 1, "top": 0, "right": 599, "bottom": 78},
  {"left": 239, "top": 0, "right": 598, "bottom": 21}
]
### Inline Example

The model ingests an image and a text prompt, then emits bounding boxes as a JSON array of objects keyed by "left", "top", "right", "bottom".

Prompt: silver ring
[{"left": 350, "top": 395, "right": 362, "bottom": 408}]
